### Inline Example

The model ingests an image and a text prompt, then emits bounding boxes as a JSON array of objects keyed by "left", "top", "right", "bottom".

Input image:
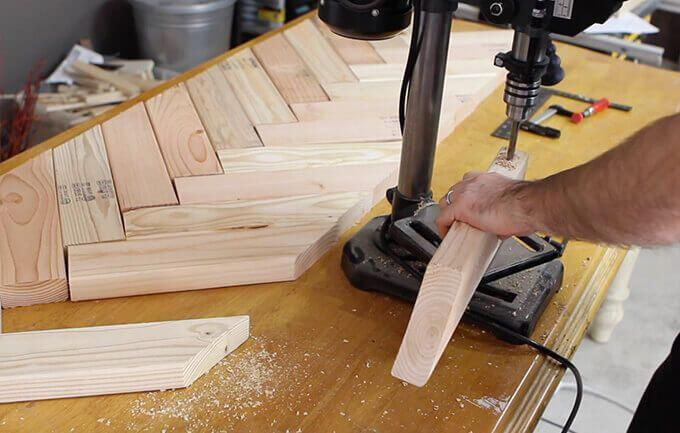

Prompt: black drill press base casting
[{"left": 341, "top": 214, "right": 564, "bottom": 342}]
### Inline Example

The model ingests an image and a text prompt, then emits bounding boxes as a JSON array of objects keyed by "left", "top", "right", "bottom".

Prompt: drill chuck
[{"left": 503, "top": 76, "right": 541, "bottom": 123}]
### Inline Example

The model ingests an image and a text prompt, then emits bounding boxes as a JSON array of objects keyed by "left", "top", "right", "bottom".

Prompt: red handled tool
[{"left": 571, "top": 98, "right": 610, "bottom": 124}]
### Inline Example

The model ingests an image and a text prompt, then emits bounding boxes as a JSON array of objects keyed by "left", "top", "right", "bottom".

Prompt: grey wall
[{"left": 0, "top": 0, "right": 138, "bottom": 92}]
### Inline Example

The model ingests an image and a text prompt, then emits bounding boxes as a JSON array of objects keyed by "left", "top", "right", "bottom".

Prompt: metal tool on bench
[{"left": 319, "top": 0, "right": 626, "bottom": 340}]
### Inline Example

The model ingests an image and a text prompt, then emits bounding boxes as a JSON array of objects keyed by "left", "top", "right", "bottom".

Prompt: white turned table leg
[{"left": 589, "top": 247, "right": 640, "bottom": 343}]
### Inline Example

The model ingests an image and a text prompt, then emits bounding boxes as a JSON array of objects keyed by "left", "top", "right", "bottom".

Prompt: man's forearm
[{"left": 516, "top": 113, "right": 680, "bottom": 245}]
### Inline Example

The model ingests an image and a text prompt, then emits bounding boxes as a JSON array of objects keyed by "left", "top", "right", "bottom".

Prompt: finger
[{"left": 436, "top": 205, "right": 457, "bottom": 237}]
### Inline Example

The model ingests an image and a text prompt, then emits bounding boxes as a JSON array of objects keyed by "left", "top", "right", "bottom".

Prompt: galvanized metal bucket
[{"left": 130, "top": 0, "right": 237, "bottom": 72}]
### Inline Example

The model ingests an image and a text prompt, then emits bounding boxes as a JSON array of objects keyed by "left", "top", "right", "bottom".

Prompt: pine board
[
  {"left": 349, "top": 60, "right": 496, "bottom": 82},
  {"left": 392, "top": 149, "right": 529, "bottom": 387},
  {"left": 124, "top": 192, "right": 367, "bottom": 239},
  {"left": 0, "top": 150, "right": 67, "bottom": 307},
  {"left": 68, "top": 222, "right": 337, "bottom": 300},
  {"left": 175, "top": 163, "right": 398, "bottom": 206},
  {"left": 145, "top": 83, "right": 222, "bottom": 179},
  {"left": 255, "top": 117, "right": 401, "bottom": 147},
  {"left": 53, "top": 126, "right": 125, "bottom": 246},
  {"left": 100, "top": 104, "right": 178, "bottom": 212},
  {"left": 218, "top": 142, "right": 401, "bottom": 173},
  {"left": 289, "top": 100, "right": 398, "bottom": 121},
  {"left": 0, "top": 316, "right": 249, "bottom": 403},
  {"left": 283, "top": 20, "right": 357, "bottom": 85},
  {"left": 252, "top": 34, "right": 329, "bottom": 104},
  {"left": 219, "top": 49, "right": 295, "bottom": 125},
  {"left": 185, "top": 66, "right": 263, "bottom": 150}
]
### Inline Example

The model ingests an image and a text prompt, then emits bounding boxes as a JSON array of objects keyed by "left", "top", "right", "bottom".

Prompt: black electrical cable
[
  {"left": 480, "top": 318, "right": 583, "bottom": 433},
  {"left": 399, "top": 0, "right": 421, "bottom": 133}
]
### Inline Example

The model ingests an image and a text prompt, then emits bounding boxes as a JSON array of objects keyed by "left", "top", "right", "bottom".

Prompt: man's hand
[{"left": 436, "top": 172, "right": 536, "bottom": 238}]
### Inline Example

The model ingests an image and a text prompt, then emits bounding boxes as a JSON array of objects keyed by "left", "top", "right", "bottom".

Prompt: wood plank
[
  {"left": 0, "top": 151, "right": 68, "bottom": 308},
  {"left": 185, "top": 66, "right": 263, "bottom": 150},
  {"left": 53, "top": 126, "right": 125, "bottom": 246},
  {"left": 100, "top": 104, "right": 178, "bottom": 212},
  {"left": 145, "top": 83, "right": 222, "bottom": 179},
  {"left": 218, "top": 142, "right": 401, "bottom": 173},
  {"left": 322, "top": 75, "right": 499, "bottom": 102},
  {"left": 70, "top": 61, "right": 140, "bottom": 97},
  {"left": 290, "top": 100, "right": 398, "bottom": 121},
  {"left": 68, "top": 222, "right": 336, "bottom": 300},
  {"left": 283, "top": 20, "right": 356, "bottom": 85},
  {"left": 392, "top": 149, "right": 529, "bottom": 387},
  {"left": 0, "top": 316, "right": 249, "bottom": 403},
  {"left": 219, "top": 49, "right": 295, "bottom": 125},
  {"left": 255, "top": 117, "right": 401, "bottom": 147},
  {"left": 251, "top": 34, "right": 329, "bottom": 104},
  {"left": 349, "top": 60, "right": 496, "bottom": 82},
  {"left": 175, "top": 163, "right": 398, "bottom": 206},
  {"left": 314, "top": 17, "right": 384, "bottom": 65},
  {"left": 124, "top": 192, "right": 367, "bottom": 239}
]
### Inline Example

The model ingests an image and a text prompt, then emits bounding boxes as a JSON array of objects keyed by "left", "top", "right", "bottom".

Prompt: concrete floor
[{"left": 536, "top": 245, "right": 680, "bottom": 433}]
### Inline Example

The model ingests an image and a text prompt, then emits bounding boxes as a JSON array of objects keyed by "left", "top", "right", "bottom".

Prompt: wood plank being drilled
[
  {"left": 0, "top": 151, "right": 68, "bottom": 307},
  {"left": 53, "top": 126, "right": 125, "bottom": 246},
  {"left": 219, "top": 49, "right": 295, "bottom": 125},
  {"left": 252, "top": 34, "right": 329, "bottom": 104},
  {"left": 175, "top": 163, "right": 398, "bottom": 206},
  {"left": 392, "top": 148, "right": 529, "bottom": 387},
  {"left": 145, "top": 83, "right": 222, "bottom": 179},
  {"left": 185, "top": 66, "right": 263, "bottom": 150},
  {"left": 0, "top": 316, "right": 249, "bottom": 403},
  {"left": 101, "top": 104, "right": 178, "bottom": 212},
  {"left": 284, "top": 20, "right": 356, "bottom": 85},
  {"left": 255, "top": 117, "right": 401, "bottom": 147},
  {"left": 218, "top": 142, "right": 401, "bottom": 173}
]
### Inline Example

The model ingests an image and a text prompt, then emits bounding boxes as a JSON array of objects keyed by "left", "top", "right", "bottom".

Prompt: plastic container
[{"left": 130, "top": 0, "right": 236, "bottom": 72}]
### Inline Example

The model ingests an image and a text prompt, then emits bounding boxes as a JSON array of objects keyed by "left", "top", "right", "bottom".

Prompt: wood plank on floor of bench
[
  {"left": 0, "top": 150, "right": 68, "bottom": 307},
  {"left": 289, "top": 100, "right": 398, "bottom": 121},
  {"left": 284, "top": 20, "right": 357, "bottom": 85},
  {"left": 174, "top": 163, "right": 398, "bottom": 206},
  {"left": 218, "top": 142, "right": 401, "bottom": 173},
  {"left": 53, "top": 125, "right": 125, "bottom": 246},
  {"left": 185, "top": 66, "right": 262, "bottom": 150},
  {"left": 219, "top": 49, "right": 295, "bottom": 125},
  {"left": 101, "top": 104, "right": 178, "bottom": 212},
  {"left": 68, "top": 221, "right": 337, "bottom": 300},
  {"left": 252, "top": 33, "right": 329, "bottom": 104},
  {"left": 255, "top": 117, "right": 401, "bottom": 147},
  {"left": 314, "top": 17, "right": 384, "bottom": 65},
  {"left": 349, "top": 60, "right": 496, "bottom": 82},
  {"left": 145, "top": 83, "right": 222, "bottom": 179}
]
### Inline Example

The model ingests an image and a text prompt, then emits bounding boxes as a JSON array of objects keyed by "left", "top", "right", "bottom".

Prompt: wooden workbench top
[{"left": 1, "top": 16, "right": 679, "bottom": 433}]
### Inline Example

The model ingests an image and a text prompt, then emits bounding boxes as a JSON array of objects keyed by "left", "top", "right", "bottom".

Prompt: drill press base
[{"left": 341, "top": 215, "right": 564, "bottom": 342}]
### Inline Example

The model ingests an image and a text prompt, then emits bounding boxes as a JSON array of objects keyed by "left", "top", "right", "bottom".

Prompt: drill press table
[{"left": 1, "top": 16, "right": 679, "bottom": 433}]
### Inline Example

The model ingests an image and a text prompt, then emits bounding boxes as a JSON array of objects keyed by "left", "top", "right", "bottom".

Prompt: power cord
[
  {"left": 479, "top": 318, "right": 583, "bottom": 433},
  {"left": 399, "top": 0, "right": 421, "bottom": 133}
]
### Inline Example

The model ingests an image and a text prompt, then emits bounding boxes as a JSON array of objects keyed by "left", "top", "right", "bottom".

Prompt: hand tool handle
[
  {"left": 521, "top": 122, "right": 561, "bottom": 138},
  {"left": 571, "top": 98, "right": 610, "bottom": 124}
]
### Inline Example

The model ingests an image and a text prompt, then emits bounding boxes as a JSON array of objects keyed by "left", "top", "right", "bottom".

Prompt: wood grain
[
  {"left": 145, "top": 83, "right": 222, "bottom": 178},
  {"left": 218, "top": 142, "right": 401, "bottom": 173},
  {"left": 219, "top": 49, "right": 295, "bottom": 125},
  {"left": 252, "top": 34, "right": 329, "bottom": 104},
  {"left": 185, "top": 66, "right": 263, "bottom": 150},
  {"left": 100, "top": 104, "right": 178, "bottom": 212},
  {"left": 284, "top": 20, "right": 356, "bottom": 85},
  {"left": 68, "top": 222, "right": 336, "bottom": 300},
  {"left": 289, "top": 100, "right": 398, "bottom": 121},
  {"left": 255, "top": 117, "right": 401, "bottom": 147},
  {"left": 349, "top": 61, "right": 496, "bottom": 82},
  {"left": 315, "top": 17, "right": 384, "bottom": 65},
  {"left": 123, "top": 192, "right": 368, "bottom": 239},
  {"left": 392, "top": 149, "right": 529, "bottom": 387},
  {"left": 53, "top": 126, "right": 125, "bottom": 246},
  {"left": 0, "top": 150, "right": 67, "bottom": 307},
  {"left": 175, "top": 163, "right": 398, "bottom": 206},
  {"left": 0, "top": 316, "right": 249, "bottom": 403}
]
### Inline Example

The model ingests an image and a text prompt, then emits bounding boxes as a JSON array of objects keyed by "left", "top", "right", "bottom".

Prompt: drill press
[{"left": 319, "top": 0, "right": 626, "bottom": 339}]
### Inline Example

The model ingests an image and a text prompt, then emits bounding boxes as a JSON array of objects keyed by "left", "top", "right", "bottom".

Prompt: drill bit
[{"left": 507, "top": 120, "right": 520, "bottom": 160}]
